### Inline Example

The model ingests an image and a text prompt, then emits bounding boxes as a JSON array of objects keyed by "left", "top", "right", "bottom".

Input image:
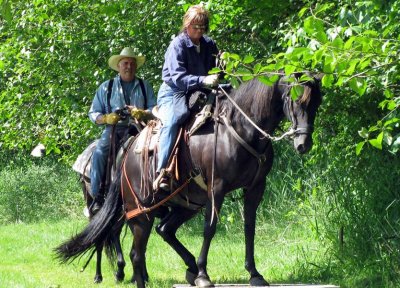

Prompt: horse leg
[
  {"left": 243, "top": 185, "right": 270, "bottom": 286},
  {"left": 156, "top": 207, "right": 199, "bottom": 285},
  {"left": 195, "top": 193, "right": 225, "bottom": 288},
  {"left": 94, "top": 243, "right": 103, "bottom": 283},
  {"left": 113, "top": 220, "right": 126, "bottom": 282},
  {"left": 128, "top": 215, "right": 154, "bottom": 288}
]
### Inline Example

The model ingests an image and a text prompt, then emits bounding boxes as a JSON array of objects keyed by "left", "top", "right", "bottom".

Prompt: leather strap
[{"left": 220, "top": 114, "right": 268, "bottom": 188}]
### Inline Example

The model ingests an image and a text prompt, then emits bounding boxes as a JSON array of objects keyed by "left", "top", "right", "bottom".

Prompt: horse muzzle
[{"left": 293, "top": 126, "right": 313, "bottom": 154}]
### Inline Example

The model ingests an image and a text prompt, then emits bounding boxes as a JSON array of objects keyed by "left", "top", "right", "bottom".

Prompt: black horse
[
  {"left": 71, "top": 143, "right": 127, "bottom": 283},
  {"left": 56, "top": 74, "right": 322, "bottom": 287}
]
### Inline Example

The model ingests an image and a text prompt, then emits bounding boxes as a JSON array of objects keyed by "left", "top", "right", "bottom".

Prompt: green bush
[{"left": 0, "top": 153, "right": 83, "bottom": 224}]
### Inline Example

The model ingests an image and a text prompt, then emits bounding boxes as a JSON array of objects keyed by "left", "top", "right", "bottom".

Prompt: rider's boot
[
  {"left": 153, "top": 169, "right": 171, "bottom": 192},
  {"left": 90, "top": 195, "right": 104, "bottom": 215}
]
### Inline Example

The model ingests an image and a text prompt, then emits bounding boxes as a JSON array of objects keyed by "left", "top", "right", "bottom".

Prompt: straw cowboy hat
[{"left": 108, "top": 47, "right": 146, "bottom": 71}]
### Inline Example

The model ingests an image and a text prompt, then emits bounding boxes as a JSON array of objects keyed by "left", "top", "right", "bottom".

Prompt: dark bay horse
[
  {"left": 56, "top": 74, "right": 322, "bottom": 287},
  {"left": 72, "top": 147, "right": 127, "bottom": 283}
]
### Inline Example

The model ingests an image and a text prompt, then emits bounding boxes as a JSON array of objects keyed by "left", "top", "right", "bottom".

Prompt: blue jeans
[
  {"left": 90, "top": 125, "right": 129, "bottom": 198},
  {"left": 156, "top": 82, "right": 190, "bottom": 173}
]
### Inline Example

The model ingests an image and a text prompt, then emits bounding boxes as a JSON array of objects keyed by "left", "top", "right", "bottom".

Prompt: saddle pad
[
  {"left": 72, "top": 140, "right": 98, "bottom": 177},
  {"left": 134, "top": 121, "right": 160, "bottom": 153}
]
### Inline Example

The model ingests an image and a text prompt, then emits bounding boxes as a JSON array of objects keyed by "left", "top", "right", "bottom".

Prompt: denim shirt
[
  {"left": 88, "top": 75, "right": 156, "bottom": 124},
  {"left": 161, "top": 32, "right": 218, "bottom": 93}
]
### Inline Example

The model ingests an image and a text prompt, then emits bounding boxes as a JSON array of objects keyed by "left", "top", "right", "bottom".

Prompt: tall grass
[
  {"left": 1, "top": 146, "right": 399, "bottom": 287},
  {"left": 0, "top": 153, "right": 83, "bottom": 224}
]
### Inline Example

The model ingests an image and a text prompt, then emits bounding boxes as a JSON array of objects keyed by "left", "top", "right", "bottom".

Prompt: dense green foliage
[{"left": 1, "top": 0, "right": 399, "bottom": 287}]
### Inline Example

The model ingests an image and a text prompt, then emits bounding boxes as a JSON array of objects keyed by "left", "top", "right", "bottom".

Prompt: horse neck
[{"left": 226, "top": 83, "right": 285, "bottom": 142}]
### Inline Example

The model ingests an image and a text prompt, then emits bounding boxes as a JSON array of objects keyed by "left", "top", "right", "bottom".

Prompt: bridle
[
  {"left": 218, "top": 84, "right": 313, "bottom": 142},
  {"left": 282, "top": 88, "right": 314, "bottom": 136}
]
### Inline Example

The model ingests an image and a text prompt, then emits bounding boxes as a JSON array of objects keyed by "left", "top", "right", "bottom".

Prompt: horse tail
[{"left": 54, "top": 169, "right": 123, "bottom": 264}]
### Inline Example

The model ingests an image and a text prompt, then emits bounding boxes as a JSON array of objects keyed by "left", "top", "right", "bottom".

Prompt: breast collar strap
[{"left": 220, "top": 114, "right": 268, "bottom": 188}]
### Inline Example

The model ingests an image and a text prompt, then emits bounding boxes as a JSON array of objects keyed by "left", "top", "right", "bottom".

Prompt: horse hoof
[
  {"left": 93, "top": 275, "right": 103, "bottom": 283},
  {"left": 185, "top": 269, "right": 197, "bottom": 286},
  {"left": 115, "top": 271, "right": 125, "bottom": 282},
  {"left": 250, "top": 275, "right": 269, "bottom": 286},
  {"left": 194, "top": 275, "right": 214, "bottom": 287}
]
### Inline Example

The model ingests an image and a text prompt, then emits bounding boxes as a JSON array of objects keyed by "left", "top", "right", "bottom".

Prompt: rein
[{"left": 218, "top": 84, "right": 309, "bottom": 141}]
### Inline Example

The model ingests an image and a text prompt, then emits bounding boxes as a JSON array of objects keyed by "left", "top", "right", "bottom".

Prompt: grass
[
  {"left": 0, "top": 215, "right": 334, "bottom": 288},
  {"left": 1, "top": 150, "right": 399, "bottom": 288}
]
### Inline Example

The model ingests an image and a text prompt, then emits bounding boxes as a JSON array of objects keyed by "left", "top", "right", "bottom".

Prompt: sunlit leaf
[
  {"left": 258, "top": 75, "right": 275, "bottom": 86},
  {"left": 356, "top": 141, "right": 365, "bottom": 155},
  {"left": 321, "top": 74, "right": 334, "bottom": 88},
  {"left": 209, "top": 67, "right": 221, "bottom": 74},
  {"left": 358, "top": 127, "right": 369, "bottom": 139},
  {"left": 349, "top": 78, "right": 367, "bottom": 96},
  {"left": 368, "top": 132, "right": 384, "bottom": 150},
  {"left": 230, "top": 77, "right": 240, "bottom": 89},
  {"left": 290, "top": 85, "right": 304, "bottom": 100},
  {"left": 284, "top": 65, "right": 296, "bottom": 76},
  {"left": 243, "top": 55, "right": 255, "bottom": 64}
]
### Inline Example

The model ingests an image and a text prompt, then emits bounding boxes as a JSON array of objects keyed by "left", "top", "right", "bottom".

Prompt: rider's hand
[
  {"left": 98, "top": 113, "right": 120, "bottom": 125},
  {"left": 131, "top": 108, "right": 148, "bottom": 121},
  {"left": 202, "top": 74, "right": 219, "bottom": 87}
]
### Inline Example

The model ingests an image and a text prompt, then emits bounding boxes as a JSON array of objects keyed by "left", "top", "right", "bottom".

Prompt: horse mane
[
  {"left": 225, "top": 78, "right": 277, "bottom": 122},
  {"left": 221, "top": 74, "right": 321, "bottom": 123}
]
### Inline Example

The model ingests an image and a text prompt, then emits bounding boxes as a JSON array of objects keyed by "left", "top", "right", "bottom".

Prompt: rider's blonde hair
[{"left": 181, "top": 4, "right": 210, "bottom": 33}]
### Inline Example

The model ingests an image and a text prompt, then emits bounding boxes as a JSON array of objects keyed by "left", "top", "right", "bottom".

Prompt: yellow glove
[
  {"left": 131, "top": 108, "right": 147, "bottom": 121},
  {"left": 102, "top": 113, "right": 120, "bottom": 125}
]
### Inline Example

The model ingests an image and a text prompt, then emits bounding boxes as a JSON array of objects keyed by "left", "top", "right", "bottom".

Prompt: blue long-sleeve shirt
[
  {"left": 161, "top": 32, "right": 218, "bottom": 93},
  {"left": 88, "top": 75, "right": 156, "bottom": 125}
]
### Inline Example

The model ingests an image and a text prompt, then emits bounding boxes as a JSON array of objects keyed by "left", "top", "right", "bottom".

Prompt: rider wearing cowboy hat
[{"left": 88, "top": 47, "right": 156, "bottom": 213}]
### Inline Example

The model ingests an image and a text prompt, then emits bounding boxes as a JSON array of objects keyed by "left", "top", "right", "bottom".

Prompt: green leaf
[
  {"left": 331, "top": 37, "right": 344, "bottom": 49},
  {"left": 290, "top": 85, "right": 304, "bottom": 100},
  {"left": 284, "top": 65, "right": 296, "bottom": 76},
  {"left": 349, "top": 78, "right": 367, "bottom": 96},
  {"left": 358, "top": 127, "right": 369, "bottom": 139},
  {"left": 257, "top": 75, "right": 275, "bottom": 86},
  {"left": 229, "top": 53, "right": 241, "bottom": 61},
  {"left": 230, "top": 77, "right": 240, "bottom": 89},
  {"left": 259, "top": 64, "right": 277, "bottom": 72},
  {"left": 209, "top": 67, "right": 221, "bottom": 74},
  {"left": 236, "top": 67, "right": 252, "bottom": 75},
  {"left": 321, "top": 74, "right": 334, "bottom": 88},
  {"left": 298, "top": 7, "right": 308, "bottom": 18},
  {"left": 346, "top": 59, "right": 359, "bottom": 75},
  {"left": 384, "top": 117, "right": 399, "bottom": 127},
  {"left": 253, "top": 63, "right": 262, "bottom": 74},
  {"left": 356, "top": 141, "right": 365, "bottom": 155},
  {"left": 243, "top": 55, "right": 255, "bottom": 64},
  {"left": 242, "top": 75, "right": 254, "bottom": 81},
  {"left": 289, "top": 47, "right": 308, "bottom": 60},
  {"left": 368, "top": 132, "right": 384, "bottom": 150},
  {"left": 1, "top": 0, "right": 12, "bottom": 22}
]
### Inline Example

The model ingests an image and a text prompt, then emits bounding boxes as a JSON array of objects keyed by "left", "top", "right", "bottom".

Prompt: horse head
[{"left": 282, "top": 73, "right": 322, "bottom": 154}]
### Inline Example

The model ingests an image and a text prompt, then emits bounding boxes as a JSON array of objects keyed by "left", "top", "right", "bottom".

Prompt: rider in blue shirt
[
  {"left": 154, "top": 4, "right": 219, "bottom": 191},
  {"left": 89, "top": 47, "right": 156, "bottom": 213}
]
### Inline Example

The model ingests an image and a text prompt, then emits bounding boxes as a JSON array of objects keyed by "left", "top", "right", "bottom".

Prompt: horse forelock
[
  {"left": 298, "top": 78, "right": 322, "bottom": 109},
  {"left": 298, "top": 85, "right": 312, "bottom": 106}
]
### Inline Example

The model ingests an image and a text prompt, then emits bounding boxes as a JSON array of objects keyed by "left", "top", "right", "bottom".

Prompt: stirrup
[{"left": 153, "top": 169, "right": 170, "bottom": 191}]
